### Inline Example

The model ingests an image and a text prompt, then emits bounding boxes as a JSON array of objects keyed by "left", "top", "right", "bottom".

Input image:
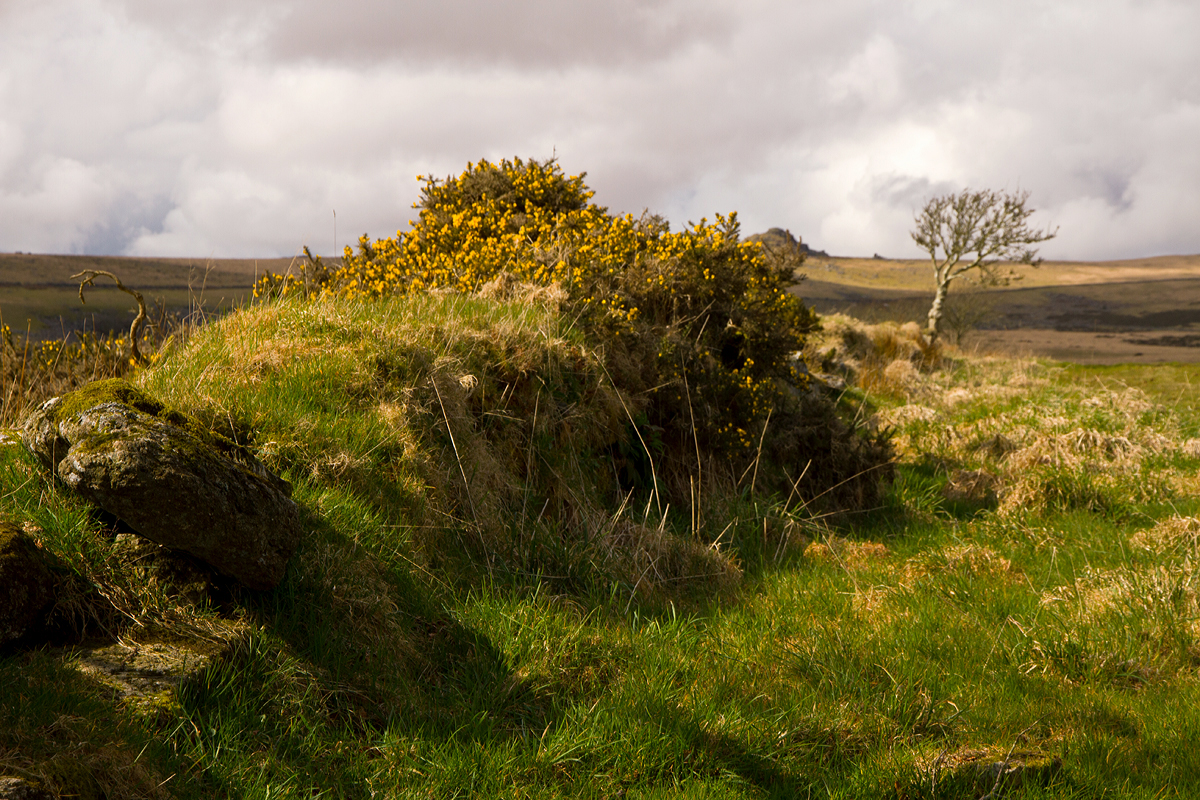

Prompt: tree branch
[{"left": 71, "top": 270, "right": 148, "bottom": 365}]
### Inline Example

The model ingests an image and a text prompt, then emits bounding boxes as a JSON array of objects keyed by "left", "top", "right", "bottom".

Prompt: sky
[{"left": 0, "top": 0, "right": 1197, "bottom": 262}]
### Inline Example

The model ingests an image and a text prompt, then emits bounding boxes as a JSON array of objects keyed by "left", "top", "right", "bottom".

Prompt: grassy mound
[
  {"left": 139, "top": 292, "right": 752, "bottom": 604},
  {"left": 0, "top": 287, "right": 886, "bottom": 798},
  {"left": 255, "top": 158, "right": 892, "bottom": 512},
  {"left": 6, "top": 302, "right": 1200, "bottom": 796}
]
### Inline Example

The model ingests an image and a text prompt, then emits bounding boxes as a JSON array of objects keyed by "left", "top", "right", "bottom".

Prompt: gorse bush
[{"left": 255, "top": 157, "right": 888, "bottom": 508}]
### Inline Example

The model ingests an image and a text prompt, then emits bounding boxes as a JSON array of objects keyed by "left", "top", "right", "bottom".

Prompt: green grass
[
  {"left": 1058, "top": 362, "right": 1200, "bottom": 433},
  {"left": 4, "top": 299, "right": 1200, "bottom": 797}
]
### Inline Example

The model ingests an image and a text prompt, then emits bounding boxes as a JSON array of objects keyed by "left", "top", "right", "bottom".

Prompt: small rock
[
  {"left": 20, "top": 379, "right": 302, "bottom": 589},
  {"left": 0, "top": 521, "right": 56, "bottom": 646},
  {"left": 0, "top": 777, "right": 52, "bottom": 800},
  {"left": 112, "top": 533, "right": 225, "bottom": 607},
  {"left": 812, "top": 371, "right": 847, "bottom": 391},
  {"left": 72, "top": 623, "right": 246, "bottom": 713}
]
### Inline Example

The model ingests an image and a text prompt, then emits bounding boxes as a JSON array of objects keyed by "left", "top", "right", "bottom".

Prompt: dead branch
[{"left": 71, "top": 269, "right": 148, "bottom": 364}]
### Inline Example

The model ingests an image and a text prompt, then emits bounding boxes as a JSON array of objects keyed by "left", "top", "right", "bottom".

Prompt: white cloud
[
  {"left": 0, "top": 157, "right": 117, "bottom": 253},
  {"left": 826, "top": 34, "right": 903, "bottom": 108},
  {"left": 0, "top": 0, "right": 1197, "bottom": 259}
]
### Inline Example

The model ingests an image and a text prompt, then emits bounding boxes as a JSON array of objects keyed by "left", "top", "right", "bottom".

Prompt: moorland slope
[{"left": 799, "top": 253, "right": 1200, "bottom": 363}]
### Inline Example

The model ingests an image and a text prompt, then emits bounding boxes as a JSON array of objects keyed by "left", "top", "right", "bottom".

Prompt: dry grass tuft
[
  {"left": 1037, "top": 564, "right": 1200, "bottom": 680},
  {"left": 850, "top": 584, "right": 899, "bottom": 621},
  {"left": 938, "top": 544, "right": 1013, "bottom": 576},
  {"left": 942, "top": 469, "right": 999, "bottom": 506},
  {"left": 1130, "top": 515, "right": 1200, "bottom": 556},
  {"left": 804, "top": 313, "right": 946, "bottom": 398},
  {"left": 600, "top": 514, "right": 743, "bottom": 602},
  {"left": 942, "top": 387, "right": 975, "bottom": 406},
  {"left": 477, "top": 271, "right": 568, "bottom": 309},
  {"left": 903, "top": 545, "right": 1015, "bottom": 585},
  {"left": 874, "top": 404, "right": 939, "bottom": 428},
  {"left": 804, "top": 537, "right": 890, "bottom": 569}
]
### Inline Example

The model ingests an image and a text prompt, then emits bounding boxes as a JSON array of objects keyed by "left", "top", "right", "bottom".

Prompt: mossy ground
[{"left": 3, "top": 298, "right": 1200, "bottom": 798}]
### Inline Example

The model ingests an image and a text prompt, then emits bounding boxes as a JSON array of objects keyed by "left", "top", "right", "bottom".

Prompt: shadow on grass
[
  {"left": 632, "top": 695, "right": 863, "bottom": 799},
  {"left": 0, "top": 650, "right": 219, "bottom": 799},
  {"left": 170, "top": 506, "right": 563, "bottom": 797}
]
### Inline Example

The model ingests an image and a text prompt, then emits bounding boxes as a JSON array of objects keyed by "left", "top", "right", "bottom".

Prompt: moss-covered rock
[
  {"left": 18, "top": 380, "right": 301, "bottom": 589},
  {"left": 0, "top": 521, "right": 55, "bottom": 646},
  {"left": 21, "top": 378, "right": 282, "bottom": 490}
]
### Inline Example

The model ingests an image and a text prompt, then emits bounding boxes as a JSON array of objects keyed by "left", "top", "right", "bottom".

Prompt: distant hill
[
  {"left": 0, "top": 252, "right": 329, "bottom": 342},
  {"left": 746, "top": 228, "right": 830, "bottom": 258},
  {"left": 0, "top": 251, "right": 315, "bottom": 289}
]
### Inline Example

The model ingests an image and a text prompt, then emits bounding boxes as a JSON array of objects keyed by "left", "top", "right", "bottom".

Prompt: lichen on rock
[
  {"left": 70, "top": 624, "right": 247, "bottom": 714},
  {"left": 19, "top": 379, "right": 302, "bottom": 590},
  {"left": 0, "top": 776, "right": 52, "bottom": 800}
]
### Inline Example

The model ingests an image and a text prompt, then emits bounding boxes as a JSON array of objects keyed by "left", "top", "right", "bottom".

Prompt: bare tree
[{"left": 912, "top": 189, "right": 1056, "bottom": 343}]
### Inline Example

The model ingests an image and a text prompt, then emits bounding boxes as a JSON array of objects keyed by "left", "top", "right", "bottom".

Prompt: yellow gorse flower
[{"left": 254, "top": 156, "right": 819, "bottom": 460}]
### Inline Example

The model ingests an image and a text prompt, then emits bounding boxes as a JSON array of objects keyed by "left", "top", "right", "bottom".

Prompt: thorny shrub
[{"left": 255, "top": 158, "right": 892, "bottom": 509}]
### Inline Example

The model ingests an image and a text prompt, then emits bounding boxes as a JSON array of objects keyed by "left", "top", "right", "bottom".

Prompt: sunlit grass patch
[
  {"left": 834, "top": 316, "right": 1199, "bottom": 524},
  {"left": 9, "top": 292, "right": 1200, "bottom": 797}
]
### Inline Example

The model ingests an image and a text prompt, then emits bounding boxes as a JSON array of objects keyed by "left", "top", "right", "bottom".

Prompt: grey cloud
[
  {"left": 2, "top": 0, "right": 1199, "bottom": 261},
  {"left": 116, "top": 0, "right": 735, "bottom": 69},
  {"left": 1073, "top": 165, "right": 1138, "bottom": 214},
  {"left": 282, "top": 0, "right": 733, "bottom": 69},
  {"left": 77, "top": 192, "right": 174, "bottom": 255},
  {"left": 868, "top": 174, "right": 956, "bottom": 212},
  {"left": 0, "top": 157, "right": 116, "bottom": 253}
]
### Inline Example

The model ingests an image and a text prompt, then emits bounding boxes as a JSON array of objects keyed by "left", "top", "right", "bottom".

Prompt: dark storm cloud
[{"left": 1, "top": 0, "right": 1198, "bottom": 259}]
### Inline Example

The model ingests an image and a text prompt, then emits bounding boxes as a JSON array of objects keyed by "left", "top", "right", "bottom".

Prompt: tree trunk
[{"left": 926, "top": 279, "right": 951, "bottom": 344}]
